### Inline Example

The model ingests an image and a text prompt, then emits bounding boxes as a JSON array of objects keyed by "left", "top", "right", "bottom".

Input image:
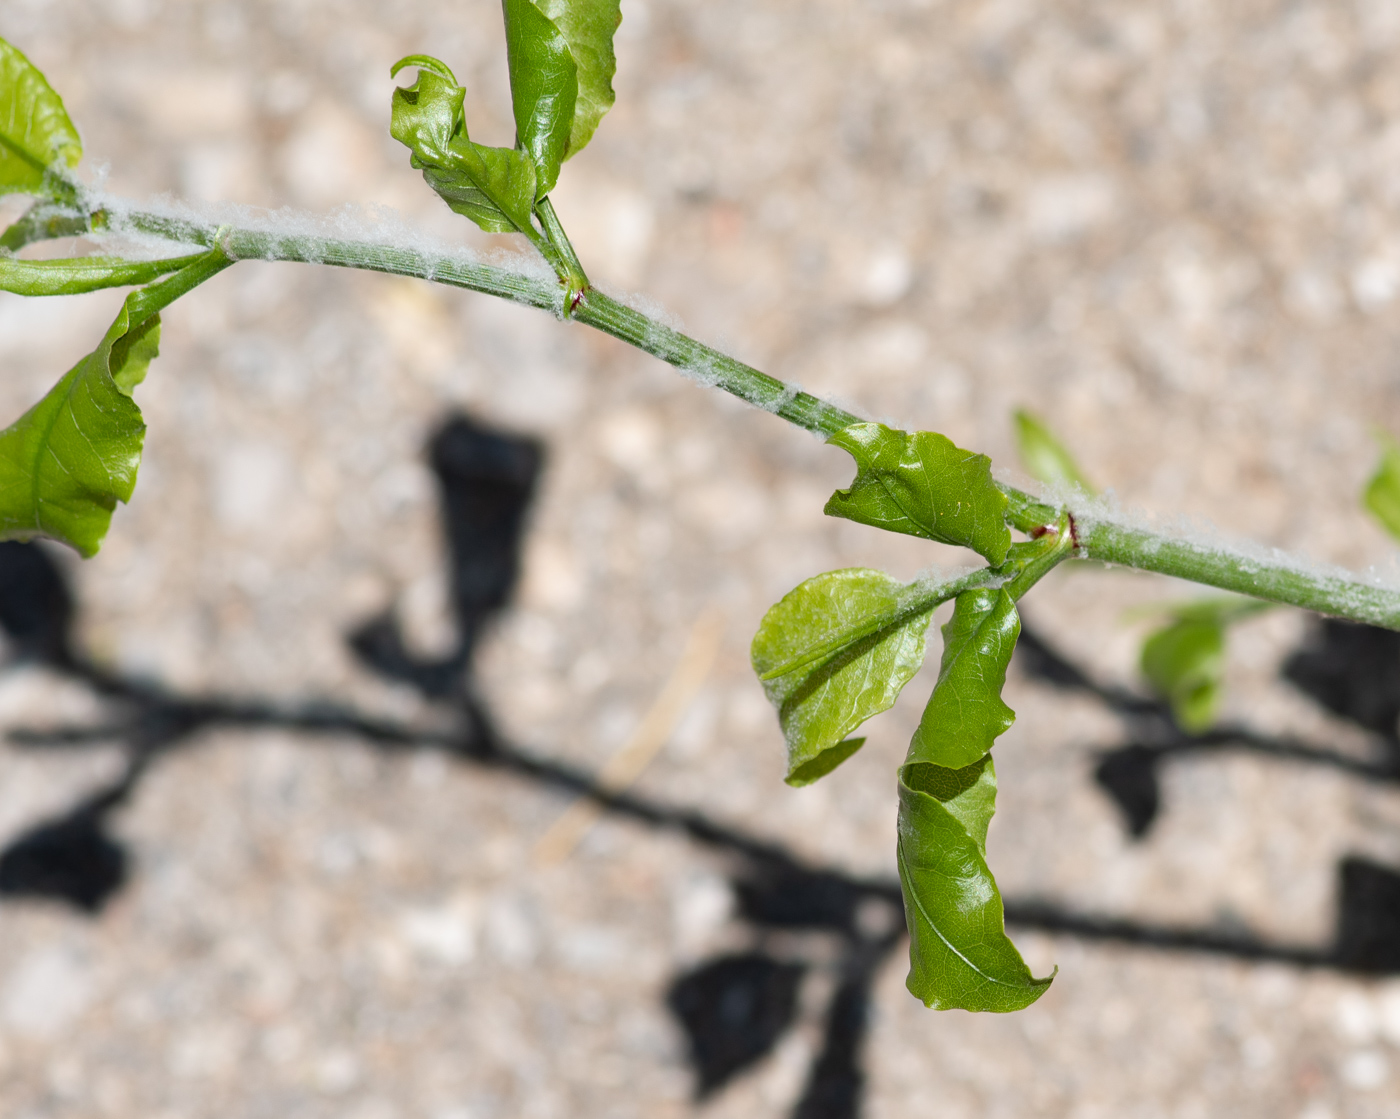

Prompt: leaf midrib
[{"left": 898, "top": 834, "right": 1028, "bottom": 993}]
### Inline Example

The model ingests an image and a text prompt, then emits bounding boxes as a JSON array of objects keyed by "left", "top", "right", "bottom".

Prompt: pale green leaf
[
  {"left": 0, "top": 253, "right": 204, "bottom": 296},
  {"left": 1140, "top": 617, "right": 1224, "bottom": 734},
  {"left": 503, "top": 0, "right": 578, "bottom": 198},
  {"left": 1134, "top": 596, "right": 1269, "bottom": 733},
  {"left": 825, "top": 422, "right": 1011, "bottom": 566},
  {"left": 538, "top": 0, "right": 622, "bottom": 159},
  {"left": 0, "top": 38, "right": 81, "bottom": 197},
  {"left": 1012, "top": 409, "right": 1093, "bottom": 492},
  {"left": 898, "top": 756, "right": 1053, "bottom": 1011},
  {"left": 0, "top": 249, "right": 230, "bottom": 556},
  {"left": 1365, "top": 434, "right": 1400, "bottom": 542},
  {"left": 909, "top": 588, "right": 1020, "bottom": 770},
  {"left": 751, "top": 568, "right": 942, "bottom": 786}
]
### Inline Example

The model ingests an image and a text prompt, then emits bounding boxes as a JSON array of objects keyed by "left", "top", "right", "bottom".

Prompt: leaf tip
[
  {"left": 785, "top": 737, "right": 866, "bottom": 786},
  {"left": 390, "top": 54, "right": 457, "bottom": 84}
]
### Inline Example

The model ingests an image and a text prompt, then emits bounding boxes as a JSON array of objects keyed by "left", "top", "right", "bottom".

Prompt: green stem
[
  {"left": 70, "top": 202, "right": 1400, "bottom": 631},
  {"left": 999, "top": 516, "right": 1075, "bottom": 602},
  {"left": 115, "top": 206, "right": 565, "bottom": 314},
  {"left": 535, "top": 196, "right": 588, "bottom": 287},
  {"left": 575, "top": 287, "right": 863, "bottom": 436}
]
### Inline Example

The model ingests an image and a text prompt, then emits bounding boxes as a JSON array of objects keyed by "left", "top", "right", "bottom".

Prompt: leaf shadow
[{"left": 2, "top": 416, "right": 1400, "bottom": 1116}]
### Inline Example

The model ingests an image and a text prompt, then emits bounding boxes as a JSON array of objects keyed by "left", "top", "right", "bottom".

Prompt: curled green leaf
[
  {"left": 0, "top": 38, "right": 81, "bottom": 197},
  {"left": 1365, "top": 433, "right": 1400, "bottom": 543},
  {"left": 503, "top": 0, "right": 578, "bottom": 198},
  {"left": 898, "top": 756, "right": 1053, "bottom": 1011},
  {"left": 538, "top": 0, "right": 622, "bottom": 159},
  {"left": 825, "top": 422, "right": 1011, "bottom": 565},
  {"left": 909, "top": 588, "right": 1020, "bottom": 770},
  {"left": 751, "top": 568, "right": 945, "bottom": 786},
  {"left": 0, "top": 249, "right": 230, "bottom": 557},
  {"left": 390, "top": 58, "right": 538, "bottom": 236},
  {"left": 1012, "top": 409, "right": 1093, "bottom": 492},
  {"left": 0, "top": 253, "right": 205, "bottom": 297}
]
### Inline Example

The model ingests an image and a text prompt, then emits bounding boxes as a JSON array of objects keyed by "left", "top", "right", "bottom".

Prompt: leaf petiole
[
  {"left": 997, "top": 514, "right": 1076, "bottom": 602},
  {"left": 534, "top": 195, "right": 588, "bottom": 312}
]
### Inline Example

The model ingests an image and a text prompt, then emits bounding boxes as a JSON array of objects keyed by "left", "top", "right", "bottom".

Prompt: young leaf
[
  {"left": 825, "top": 423, "right": 1011, "bottom": 566},
  {"left": 751, "top": 568, "right": 940, "bottom": 786},
  {"left": 537, "top": 0, "right": 623, "bottom": 159},
  {"left": 0, "top": 38, "right": 81, "bottom": 196},
  {"left": 1140, "top": 617, "right": 1224, "bottom": 734},
  {"left": 1135, "top": 596, "right": 1269, "bottom": 733},
  {"left": 1012, "top": 409, "right": 1093, "bottom": 492},
  {"left": 0, "top": 199, "right": 93, "bottom": 253},
  {"left": 1364, "top": 434, "right": 1400, "bottom": 542},
  {"left": 0, "top": 250, "right": 230, "bottom": 557},
  {"left": 502, "top": 0, "right": 578, "bottom": 198},
  {"left": 421, "top": 146, "right": 538, "bottom": 235},
  {"left": 898, "top": 756, "right": 1053, "bottom": 1011},
  {"left": 0, "top": 253, "right": 205, "bottom": 297},
  {"left": 909, "top": 588, "right": 1020, "bottom": 769},
  {"left": 390, "top": 58, "right": 538, "bottom": 236}
]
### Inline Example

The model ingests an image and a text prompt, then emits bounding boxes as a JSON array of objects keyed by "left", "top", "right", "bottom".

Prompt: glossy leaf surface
[
  {"left": 825, "top": 423, "right": 1010, "bottom": 565},
  {"left": 0, "top": 38, "right": 81, "bottom": 196},
  {"left": 1013, "top": 409, "right": 1093, "bottom": 491},
  {"left": 390, "top": 59, "right": 537, "bottom": 235},
  {"left": 1365, "top": 434, "right": 1400, "bottom": 542},
  {"left": 898, "top": 756, "right": 1052, "bottom": 1011},
  {"left": 752, "top": 568, "right": 938, "bottom": 786},
  {"left": 910, "top": 588, "right": 1020, "bottom": 769},
  {"left": 0, "top": 253, "right": 202, "bottom": 296},
  {"left": 0, "top": 300, "right": 156, "bottom": 556},
  {"left": 0, "top": 249, "right": 229, "bottom": 556},
  {"left": 538, "top": 0, "right": 622, "bottom": 158},
  {"left": 503, "top": 0, "right": 578, "bottom": 198}
]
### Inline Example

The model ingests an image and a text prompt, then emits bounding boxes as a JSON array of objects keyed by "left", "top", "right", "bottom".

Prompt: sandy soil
[{"left": 3, "top": 0, "right": 1400, "bottom": 1116}]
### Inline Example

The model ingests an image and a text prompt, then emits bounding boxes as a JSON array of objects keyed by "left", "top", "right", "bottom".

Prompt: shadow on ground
[{"left": 3, "top": 412, "right": 1400, "bottom": 1115}]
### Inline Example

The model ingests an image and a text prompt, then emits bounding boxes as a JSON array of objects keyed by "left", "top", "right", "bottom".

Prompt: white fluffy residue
[
  {"left": 907, "top": 563, "right": 990, "bottom": 596},
  {"left": 91, "top": 191, "right": 555, "bottom": 286},
  {"left": 593, "top": 279, "right": 684, "bottom": 333},
  {"left": 1003, "top": 474, "right": 1400, "bottom": 607}
]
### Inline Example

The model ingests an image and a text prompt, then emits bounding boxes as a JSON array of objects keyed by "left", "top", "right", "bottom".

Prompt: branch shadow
[{"left": 3, "top": 414, "right": 1400, "bottom": 1115}]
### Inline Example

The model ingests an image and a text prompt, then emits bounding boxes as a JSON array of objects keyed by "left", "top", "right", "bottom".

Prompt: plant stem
[
  {"left": 535, "top": 196, "right": 588, "bottom": 286},
  {"left": 111, "top": 206, "right": 566, "bottom": 315},
  {"left": 83, "top": 202, "right": 1400, "bottom": 631}
]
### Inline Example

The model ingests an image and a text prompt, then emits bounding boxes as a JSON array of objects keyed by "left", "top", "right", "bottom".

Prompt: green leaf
[
  {"left": 0, "top": 302, "right": 155, "bottom": 556},
  {"left": 0, "top": 249, "right": 230, "bottom": 556},
  {"left": 502, "top": 0, "right": 578, "bottom": 198},
  {"left": 751, "top": 568, "right": 941, "bottom": 786},
  {"left": 1365, "top": 434, "right": 1400, "bottom": 542},
  {"left": 787, "top": 737, "right": 865, "bottom": 788},
  {"left": 422, "top": 147, "right": 538, "bottom": 234},
  {"left": 1133, "top": 596, "right": 1269, "bottom": 733},
  {"left": 1140, "top": 617, "right": 1225, "bottom": 734},
  {"left": 1012, "top": 409, "right": 1093, "bottom": 492},
  {"left": 390, "top": 58, "right": 538, "bottom": 236},
  {"left": 898, "top": 756, "right": 1053, "bottom": 1011},
  {"left": 0, "top": 253, "right": 204, "bottom": 296},
  {"left": 538, "top": 0, "right": 622, "bottom": 159},
  {"left": 0, "top": 38, "right": 81, "bottom": 197},
  {"left": 825, "top": 422, "right": 1011, "bottom": 566},
  {"left": 909, "top": 588, "right": 1020, "bottom": 770}
]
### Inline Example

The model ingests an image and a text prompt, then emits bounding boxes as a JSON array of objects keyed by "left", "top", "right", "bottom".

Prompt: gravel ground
[{"left": 4, "top": 0, "right": 1400, "bottom": 1116}]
